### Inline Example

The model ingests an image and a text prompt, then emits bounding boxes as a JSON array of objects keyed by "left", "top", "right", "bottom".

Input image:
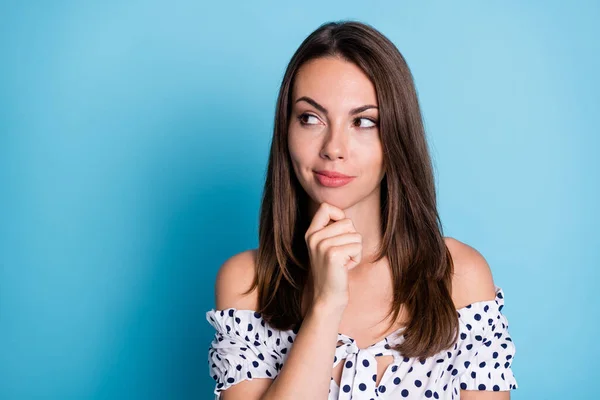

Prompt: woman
[{"left": 206, "top": 20, "right": 518, "bottom": 399}]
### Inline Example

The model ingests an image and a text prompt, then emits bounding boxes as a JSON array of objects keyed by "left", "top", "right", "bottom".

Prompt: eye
[
  {"left": 297, "top": 113, "right": 320, "bottom": 126},
  {"left": 354, "top": 117, "right": 379, "bottom": 129}
]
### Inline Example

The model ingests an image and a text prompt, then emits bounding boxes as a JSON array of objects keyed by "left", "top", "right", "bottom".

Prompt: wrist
[{"left": 311, "top": 296, "right": 347, "bottom": 320}]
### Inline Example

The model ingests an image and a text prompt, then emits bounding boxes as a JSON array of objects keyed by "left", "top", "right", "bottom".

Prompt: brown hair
[{"left": 247, "top": 20, "right": 458, "bottom": 360}]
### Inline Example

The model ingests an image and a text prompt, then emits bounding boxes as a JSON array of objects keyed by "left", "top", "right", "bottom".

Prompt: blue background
[{"left": 1, "top": 1, "right": 598, "bottom": 399}]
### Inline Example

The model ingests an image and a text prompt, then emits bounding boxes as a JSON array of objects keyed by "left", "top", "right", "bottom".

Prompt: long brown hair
[{"left": 246, "top": 20, "right": 458, "bottom": 360}]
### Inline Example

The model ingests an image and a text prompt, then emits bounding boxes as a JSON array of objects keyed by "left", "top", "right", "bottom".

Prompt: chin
[{"left": 307, "top": 190, "right": 358, "bottom": 211}]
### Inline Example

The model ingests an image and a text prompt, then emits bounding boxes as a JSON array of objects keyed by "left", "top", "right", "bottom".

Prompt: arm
[
  {"left": 259, "top": 302, "right": 344, "bottom": 400},
  {"left": 214, "top": 250, "right": 345, "bottom": 400},
  {"left": 448, "top": 238, "right": 516, "bottom": 400},
  {"left": 461, "top": 391, "right": 510, "bottom": 400}
]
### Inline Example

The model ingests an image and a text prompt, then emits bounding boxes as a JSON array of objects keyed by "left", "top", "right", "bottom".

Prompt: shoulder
[
  {"left": 214, "top": 248, "right": 260, "bottom": 310},
  {"left": 444, "top": 237, "right": 497, "bottom": 309}
]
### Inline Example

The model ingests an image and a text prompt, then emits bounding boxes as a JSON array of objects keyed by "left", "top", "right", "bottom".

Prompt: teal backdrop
[{"left": 1, "top": 1, "right": 598, "bottom": 399}]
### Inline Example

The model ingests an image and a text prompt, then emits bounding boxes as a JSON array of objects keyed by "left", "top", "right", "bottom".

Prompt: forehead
[{"left": 292, "top": 57, "right": 378, "bottom": 109}]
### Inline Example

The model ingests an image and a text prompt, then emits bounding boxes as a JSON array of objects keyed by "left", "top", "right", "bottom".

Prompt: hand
[{"left": 304, "top": 202, "right": 363, "bottom": 311}]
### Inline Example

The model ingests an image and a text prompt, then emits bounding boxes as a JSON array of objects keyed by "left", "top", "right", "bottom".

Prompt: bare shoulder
[
  {"left": 214, "top": 248, "right": 259, "bottom": 310},
  {"left": 444, "top": 237, "right": 497, "bottom": 309}
]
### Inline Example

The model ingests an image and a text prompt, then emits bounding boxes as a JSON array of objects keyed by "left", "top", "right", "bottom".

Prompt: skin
[
  {"left": 288, "top": 56, "right": 385, "bottom": 267},
  {"left": 215, "top": 56, "right": 508, "bottom": 399}
]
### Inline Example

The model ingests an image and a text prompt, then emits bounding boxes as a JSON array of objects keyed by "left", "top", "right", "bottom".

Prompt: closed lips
[{"left": 315, "top": 171, "right": 353, "bottom": 178}]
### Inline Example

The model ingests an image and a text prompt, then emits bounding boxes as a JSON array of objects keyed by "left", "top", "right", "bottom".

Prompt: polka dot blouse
[{"left": 206, "top": 285, "right": 518, "bottom": 399}]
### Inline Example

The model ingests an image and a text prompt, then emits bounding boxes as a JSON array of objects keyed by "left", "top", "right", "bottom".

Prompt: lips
[
  {"left": 314, "top": 170, "right": 353, "bottom": 179},
  {"left": 314, "top": 170, "right": 355, "bottom": 188}
]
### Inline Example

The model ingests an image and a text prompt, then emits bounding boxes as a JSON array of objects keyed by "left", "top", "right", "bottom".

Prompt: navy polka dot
[{"left": 207, "top": 287, "right": 518, "bottom": 397}]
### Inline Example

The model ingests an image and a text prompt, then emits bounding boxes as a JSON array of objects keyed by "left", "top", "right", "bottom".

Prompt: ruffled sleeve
[
  {"left": 205, "top": 308, "right": 296, "bottom": 398},
  {"left": 456, "top": 286, "right": 519, "bottom": 392}
]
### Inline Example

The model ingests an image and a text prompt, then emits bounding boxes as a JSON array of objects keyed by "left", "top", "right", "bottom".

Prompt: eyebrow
[{"left": 295, "top": 96, "right": 378, "bottom": 115}]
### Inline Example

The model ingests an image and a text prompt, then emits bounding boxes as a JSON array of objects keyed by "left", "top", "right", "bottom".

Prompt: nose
[{"left": 319, "top": 124, "right": 348, "bottom": 161}]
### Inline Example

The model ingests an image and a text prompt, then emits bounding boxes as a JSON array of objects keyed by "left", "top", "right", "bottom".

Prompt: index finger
[{"left": 305, "top": 202, "right": 345, "bottom": 237}]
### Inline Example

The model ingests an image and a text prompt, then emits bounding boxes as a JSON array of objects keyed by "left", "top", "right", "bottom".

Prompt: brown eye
[
  {"left": 297, "top": 113, "right": 319, "bottom": 126},
  {"left": 354, "top": 117, "right": 378, "bottom": 129}
]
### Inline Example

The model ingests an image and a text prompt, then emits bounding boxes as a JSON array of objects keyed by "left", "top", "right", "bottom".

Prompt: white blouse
[{"left": 206, "top": 285, "right": 518, "bottom": 399}]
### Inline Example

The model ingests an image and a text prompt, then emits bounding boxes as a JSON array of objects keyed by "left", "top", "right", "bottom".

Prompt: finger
[
  {"left": 317, "top": 232, "right": 362, "bottom": 251},
  {"left": 309, "top": 218, "right": 357, "bottom": 248},
  {"left": 315, "top": 218, "right": 356, "bottom": 237},
  {"left": 327, "top": 242, "right": 362, "bottom": 268},
  {"left": 305, "top": 202, "right": 345, "bottom": 239}
]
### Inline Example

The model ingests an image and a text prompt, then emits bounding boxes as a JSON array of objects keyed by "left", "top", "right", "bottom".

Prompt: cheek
[
  {"left": 287, "top": 132, "right": 308, "bottom": 179},
  {"left": 287, "top": 136, "right": 301, "bottom": 169},
  {"left": 371, "top": 138, "right": 384, "bottom": 166},
  {"left": 354, "top": 139, "right": 384, "bottom": 172},
  {"left": 287, "top": 127, "right": 301, "bottom": 156},
  {"left": 288, "top": 132, "right": 314, "bottom": 165}
]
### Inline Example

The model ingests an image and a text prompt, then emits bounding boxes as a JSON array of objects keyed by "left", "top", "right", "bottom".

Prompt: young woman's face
[{"left": 288, "top": 56, "right": 385, "bottom": 210}]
